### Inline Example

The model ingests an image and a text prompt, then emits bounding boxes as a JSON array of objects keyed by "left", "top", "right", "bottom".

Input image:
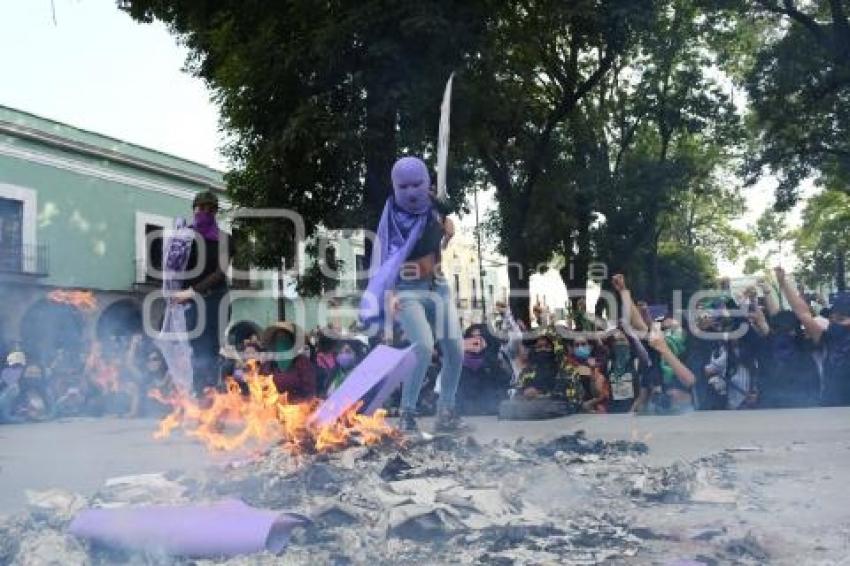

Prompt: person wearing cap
[
  {"left": 173, "top": 191, "right": 233, "bottom": 396},
  {"left": 776, "top": 266, "right": 850, "bottom": 405}
]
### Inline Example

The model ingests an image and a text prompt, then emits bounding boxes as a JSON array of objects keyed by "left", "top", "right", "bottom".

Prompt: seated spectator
[
  {"left": 326, "top": 335, "right": 368, "bottom": 396},
  {"left": 776, "top": 266, "right": 850, "bottom": 406},
  {"left": 605, "top": 330, "right": 640, "bottom": 413},
  {"left": 757, "top": 310, "right": 820, "bottom": 408},
  {"left": 48, "top": 347, "right": 87, "bottom": 418},
  {"left": 262, "top": 322, "right": 317, "bottom": 402},
  {"left": 516, "top": 335, "right": 561, "bottom": 399},
  {"left": 646, "top": 325, "right": 696, "bottom": 412},
  {"left": 1, "top": 350, "right": 25, "bottom": 424},
  {"left": 455, "top": 324, "right": 511, "bottom": 416},
  {"left": 562, "top": 337, "right": 609, "bottom": 413},
  {"left": 314, "top": 330, "right": 339, "bottom": 396},
  {"left": 138, "top": 347, "right": 176, "bottom": 417},
  {"left": 16, "top": 360, "right": 54, "bottom": 422}
]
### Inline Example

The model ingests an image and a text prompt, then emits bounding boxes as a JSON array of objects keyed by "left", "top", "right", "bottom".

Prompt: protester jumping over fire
[{"left": 359, "top": 156, "right": 465, "bottom": 434}]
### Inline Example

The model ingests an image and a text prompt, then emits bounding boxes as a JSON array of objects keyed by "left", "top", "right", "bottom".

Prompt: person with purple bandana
[
  {"left": 174, "top": 191, "right": 232, "bottom": 397},
  {"left": 359, "top": 156, "right": 465, "bottom": 433}
]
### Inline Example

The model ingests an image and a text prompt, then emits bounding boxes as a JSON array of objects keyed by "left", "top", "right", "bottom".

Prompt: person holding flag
[{"left": 359, "top": 156, "right": 465, "bottom": 433}]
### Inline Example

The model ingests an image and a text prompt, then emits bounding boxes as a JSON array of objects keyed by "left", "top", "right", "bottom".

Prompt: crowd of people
[{"left": 1, "top": 267, "right": 848, "bottom": 425}]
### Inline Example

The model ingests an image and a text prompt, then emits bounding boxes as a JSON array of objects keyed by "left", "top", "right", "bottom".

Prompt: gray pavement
[{"left": 1, "top": 408, "right": 848, "bottom": 514}]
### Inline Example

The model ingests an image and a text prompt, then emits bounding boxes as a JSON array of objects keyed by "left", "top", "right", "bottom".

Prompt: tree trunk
[
  {"left": 507, "top": 257, "right": 531, "bottom": 327},
  {"left": 363, "top": 88, "right": 397, "bottom": 267}
]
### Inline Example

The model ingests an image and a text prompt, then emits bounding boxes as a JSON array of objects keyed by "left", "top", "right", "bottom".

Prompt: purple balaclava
[{"left": 391, "top": 157, "right": 432, "bottom": 215}]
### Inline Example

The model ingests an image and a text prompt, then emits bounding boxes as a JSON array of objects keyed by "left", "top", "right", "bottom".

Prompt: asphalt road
[
  {"left": 1, "top": 408, "right": 849, "bottom": 563},
  {"left": 1, "top": 408, "right": 848, "bottom": 513}
]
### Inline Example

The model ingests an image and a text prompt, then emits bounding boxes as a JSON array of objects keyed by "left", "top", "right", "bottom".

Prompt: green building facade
[{"left": 0, "top": 106, "right": 365, "bottom": 360}]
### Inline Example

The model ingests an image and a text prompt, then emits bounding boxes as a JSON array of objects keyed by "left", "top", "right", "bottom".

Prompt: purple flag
[
  {"left": 311, "top": 345, "right": 416, "bottom": 426},
  {"left": 69, "top": 499, "right": 309, "bottom": 558}
]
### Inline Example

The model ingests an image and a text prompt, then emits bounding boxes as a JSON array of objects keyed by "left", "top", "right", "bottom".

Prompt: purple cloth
[
  {"left": 391, "top": 156, "right": 432, "bottom": 214},
  {"left": 359, "top": 199, "right": 431, "bottom": 322},
  {"left": 69, "top": 499, "right": 309, "bottom": 558},
  {"left": 191, "top": 210, "right": 220, "bottom": 241},
  {"left": 311, "top": 345, "right": 417, "bottom": 426},
  {"left": 157, "top": 218, "right": 195, "bottom": 391},
  {"left": 359, "top": 157, "right": 436, "bottom": 323},
  {"left": 462, "top": 352, "right": 486, "bottom": 371}
]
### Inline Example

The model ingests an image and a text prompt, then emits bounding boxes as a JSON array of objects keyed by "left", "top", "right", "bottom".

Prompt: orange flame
[
  {"left": 47, "top": 290, "right": 97, "bottom": 311},
  {"left": 150, "top": 362, "right": 399, "bottom": 455}
]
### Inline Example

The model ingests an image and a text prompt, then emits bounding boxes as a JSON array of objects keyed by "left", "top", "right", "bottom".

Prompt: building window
[
  {"left": 0, "top": 197, "right": 23, "bottom": 272},
  {"left": 472, "top": 278, "right": 478, "bottom": 308},
  {"left": 135, "top": 212, "right": 171, "bottom": 284},
  {"left": 144, "top": 224, "right": 164, "bottom": 282},
  {"left": 489, "top": 284, "right": 494, "bottom": 303},
  {"left": 0, "top": 184, "right": 38, "bottom": 273}
]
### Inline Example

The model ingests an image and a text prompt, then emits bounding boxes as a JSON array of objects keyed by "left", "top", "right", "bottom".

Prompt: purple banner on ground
[
  {"left": 310, "top": 345, "right": 416, "bottom": 427},
  {"left": 69, "top": 499, "right": 309, "bottom": 558}
]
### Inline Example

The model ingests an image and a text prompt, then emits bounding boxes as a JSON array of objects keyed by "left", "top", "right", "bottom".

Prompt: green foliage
[
  {"left": 795, "top": 189, "right": 850, "bottom": 287},
  {"left": 724, "top": 1, "right": 850, "bottom": 208},
  {"left": 742, "top": 255, "right": 766, "bottom": 275}
]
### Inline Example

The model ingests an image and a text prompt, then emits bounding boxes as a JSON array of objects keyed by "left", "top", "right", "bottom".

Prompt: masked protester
[
  {"left": 455, "top": 324, "right": 510, "bottom": 415},
  {"left": 776, "top": 267, "right": 850, "bottom": 406},
  {"left": 606, "top": 330, "right": 640, "bottom": 413},
  {"left": 173, "top": 191, "right": 233, "bottom": 397},
  {"left": 358, "top": 156, "right": 463, "bottom": 434},
  {"left": 262, "top": 322, "right": 317, "bottom": 403},
  {"left": 518, "top": 335, "right": 561, "bottom": 398},
  {"left": 758, "top": 311, "right": 820, "bottom": 408},
  {"left": 16, "top": 362, "right": 54, "bottom": 422},
  {"left": 562, "top": 338, "right": 609, "bottom": 413},
  {"left": 326, "top": 336, "right": 368, "bottom": 396}
]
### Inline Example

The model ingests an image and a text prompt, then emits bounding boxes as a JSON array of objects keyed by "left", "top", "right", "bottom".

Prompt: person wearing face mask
[
  {"left": 606, "top": 330, "right": 640, "bottom": 413},
  {"left": 358, "top": 156, "right": 463, "bottom": 434},
  {"left": 517, "top": 335, "right": 561, "bottom": 398},
  {"left": 776, "top": 266, "right": 850, "bottom": 406},
  {"left": 326, "top": 336, "right": 368, "bottom": 396},
  {"left": 262, "top": 322, "right": 317, "bottom": 402},
  {"left": 562, "top": 338, "right": 609, "bottom": 413},
  {"left": 455, "top": 324, "right": 510, "bottom": 415},
  {"left": 173, "top": 191, "right": 233, "bottom": 397}
]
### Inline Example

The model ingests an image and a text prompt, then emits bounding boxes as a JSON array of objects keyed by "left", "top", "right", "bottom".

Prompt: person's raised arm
[
  {"left": 648, "top": 328, "right": 696, "bottom": 388},
  {"left": 611, "top": 274, "right": 648, "bottom": 335},
  {"left": 774, "top": 266, "right": 824, "bottom": 342},
  {"left": 757, "top": 278, "right": 781, "bottom": 316}
]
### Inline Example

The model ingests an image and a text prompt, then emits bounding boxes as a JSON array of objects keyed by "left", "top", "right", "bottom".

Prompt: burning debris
[
  {"left": 0, "top": 426, "right": 776, "bottom": 565},
  {"left": 46, "top": 289, "right": 98, "bottom": 311},
  {"left": 149, "top": 363, "right": 400, "bottom": 455}
]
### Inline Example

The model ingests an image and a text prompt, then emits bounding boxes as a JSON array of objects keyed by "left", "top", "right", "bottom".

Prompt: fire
[
  {"left": 150, "top": 362, "right": 399, "bottom": 455},
  {"left": 47, "top": 289, "right": 97, "bottom": 311}
]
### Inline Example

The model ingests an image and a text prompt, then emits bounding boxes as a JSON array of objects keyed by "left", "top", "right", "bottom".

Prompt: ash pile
[{"left": 0, "top": 431, "right": 769, "bottom": 565}]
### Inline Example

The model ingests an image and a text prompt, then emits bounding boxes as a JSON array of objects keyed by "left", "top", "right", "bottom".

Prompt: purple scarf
[
  {"left": 192, "top": 211, "right": 220, "bottom": 241},
  {"left": 359, "top": 157, "right": 433, "bottom": 323},
  {"left": 462, "top": 352, "right": 486, "bottom": 371}
]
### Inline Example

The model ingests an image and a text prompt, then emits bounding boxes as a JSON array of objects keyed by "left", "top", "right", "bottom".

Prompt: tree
[
  {"left": 459, "top": 0, "right": 655, "bottom": 323},
  {"left": 742, "top": 255, "right": 766, "bottom": 275},
  {"left": 753, "top": 207, "right": 794, "bottom": 265},
  {"left": 795, "top": 189, "right": 850, "bottom": 291},
  {"left": 713, "top": 0, "right": 850, "bottom": 208},
  {"left": 121, "top": 1, "right": 486, "bottom": 292}
]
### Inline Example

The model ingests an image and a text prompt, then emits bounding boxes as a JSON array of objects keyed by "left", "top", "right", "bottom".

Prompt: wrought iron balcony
[{"left": 0, "top": 244, "right": 48, "bottom": 276}]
